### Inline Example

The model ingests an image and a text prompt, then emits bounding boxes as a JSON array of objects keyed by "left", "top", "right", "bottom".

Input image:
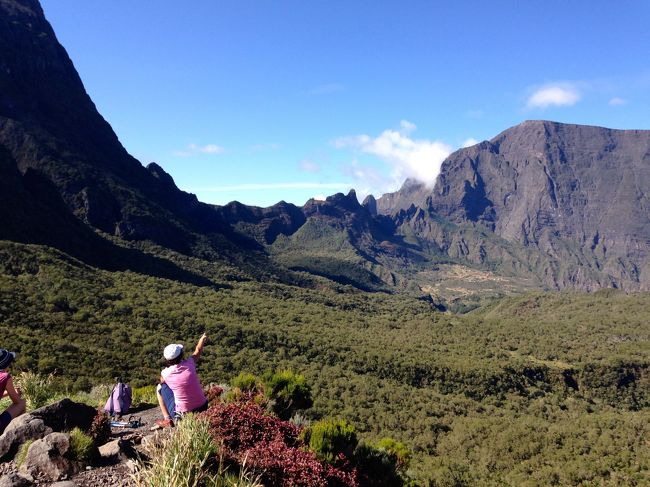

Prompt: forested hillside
[{"left": 1, "top": 240, "right": 648, "bottom": 483}]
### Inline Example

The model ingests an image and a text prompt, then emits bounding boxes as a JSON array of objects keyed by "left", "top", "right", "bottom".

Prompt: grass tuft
[
  {"left": 69, "top": 427, "right": 96, "bottom": 464},
  {"left": 14, "top": 371, "right": 56, "bottom": 411},
  {"left": 15, "top": 439, "right": 34, "bottom": 468},
  {"left": 134, "top": 414, "right": 218, "bottom": 487}
]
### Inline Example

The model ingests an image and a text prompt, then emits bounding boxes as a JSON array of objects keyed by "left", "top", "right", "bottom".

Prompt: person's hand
[{"left": 200, "top": 333, "right": 208, "bottom": 344}]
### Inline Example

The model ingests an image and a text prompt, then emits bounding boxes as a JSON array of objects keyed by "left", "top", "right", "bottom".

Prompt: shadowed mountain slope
[{"left": 0, "top": 0, "right": 261, "bottom": 264}]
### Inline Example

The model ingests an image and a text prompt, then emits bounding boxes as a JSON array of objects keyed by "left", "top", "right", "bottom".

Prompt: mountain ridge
[{"left": 2, "top": 0, "right": 650, "bottom": 301}]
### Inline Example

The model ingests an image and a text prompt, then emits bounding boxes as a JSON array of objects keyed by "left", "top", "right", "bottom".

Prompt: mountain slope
[
  {"left": 381, "top": 120, "right": 650, "bottom": 291},
  {"left": 0, "top": 0, "right": 260, "bottom": 263}
]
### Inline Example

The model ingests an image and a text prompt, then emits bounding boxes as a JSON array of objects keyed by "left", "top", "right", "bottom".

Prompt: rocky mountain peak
[
  {"left": 147, "top": 162, "right": 178, "bottom": 190},
  {"left": 375, "top": 178, "right": 430, "bottom": 215},
  {"left": 362, "top": 194, "right": 377, "bottom": 216},
  {"left": 0, "top": 0, "right": 40, "bottom": 17}
]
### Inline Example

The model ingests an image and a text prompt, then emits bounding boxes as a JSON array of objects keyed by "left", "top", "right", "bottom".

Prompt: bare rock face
[
  {"left": 20, "top": 432, "right": 80, "bottom": 481},
  {"left": 389, "top": 120, "right": 650, "bottom": 290},
  {"left": 0, "top": 399, "right": 96, "bottom": 461},
  {"left": 432, "top": 121, "right": 650, "bottom": 252},
  {"left": 375, "top": 179, "right": 430, "bottom": 215}
]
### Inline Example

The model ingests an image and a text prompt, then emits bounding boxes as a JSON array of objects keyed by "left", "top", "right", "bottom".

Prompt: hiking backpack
[{"left": 104, "top": 381, "right": 132, "bottom": 417}]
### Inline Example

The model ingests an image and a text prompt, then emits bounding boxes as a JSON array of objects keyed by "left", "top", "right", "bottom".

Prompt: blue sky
[{"left": 41, "top": 1, "right": 650, "bottom": 207}]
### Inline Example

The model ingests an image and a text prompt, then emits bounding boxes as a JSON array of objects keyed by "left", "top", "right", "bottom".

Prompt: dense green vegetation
[{"left": 1, "top": 240, "right": 648, "bottom": 485}]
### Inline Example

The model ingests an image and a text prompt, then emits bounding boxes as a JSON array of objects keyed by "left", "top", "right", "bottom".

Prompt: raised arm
[
  {"left": 192, "top": 333, "right": 208, "bottom": 361},
  {"left": 5, "top": 377, "right": 22, "bottom": 404}
]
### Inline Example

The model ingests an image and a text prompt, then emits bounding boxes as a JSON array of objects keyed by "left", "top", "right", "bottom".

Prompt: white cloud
[
  {"left": 201, "top": 144, "right": 223, "bottom": 154},
  {"left": 526, "top": 83, "right": 581, "bottom": 109},
  {"left": 299, "top": 159, "right": 321, "bottom": 173},
  {"left": 461, "top": 138, "right": 479, "bottom": 148},
  {"left": 173, "top": 143, "right": 225, "bottom": 157},
  {"left": 609, "top": 97, "right": 627, "bottom": 106},
  {"left": 399, "top": 119, "right": 417, "bottom": 134},
  {"left": 333, "top": 121, "right": 452, "bottom": 195},
  {"left": 339, "top": 159, "right": 392, "bottom": 204},
  {"left": 191, "top": 182, "right": 352, "bottom": 192}
]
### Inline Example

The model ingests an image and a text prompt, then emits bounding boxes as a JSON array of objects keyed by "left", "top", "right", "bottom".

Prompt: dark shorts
[{"left": 0, "top": 411, "right": 12, "bottom": 435}]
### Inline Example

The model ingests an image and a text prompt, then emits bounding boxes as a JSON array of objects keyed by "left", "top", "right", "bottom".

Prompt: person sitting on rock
[
  {"left": 154, "top": 333, "right": 209, "bottom": 428},
  {"left": 0, "top": 349, "right": 26, "bottom": 435}
]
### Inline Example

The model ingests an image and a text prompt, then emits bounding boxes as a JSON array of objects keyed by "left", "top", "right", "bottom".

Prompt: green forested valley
[{"left": 1, "top": 240, "right": 648, "bottom": 485}]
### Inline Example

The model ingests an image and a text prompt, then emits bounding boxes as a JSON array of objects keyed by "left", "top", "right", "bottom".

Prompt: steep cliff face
[
  {"left": 433, "top": 121, "right": 650, "bottom": 250},
  {"left": 375, "top": 179, "right": 430, "bottom": 215},
  {"left": 392, "top": 120, "right": 650, "bottom": 290},
  {"left": 0, "top": 0, "right": 255, "bottom": 257}
]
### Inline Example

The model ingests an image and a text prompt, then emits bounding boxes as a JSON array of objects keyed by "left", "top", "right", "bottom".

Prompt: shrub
[
  {"left": 354, "top": 444, "right": 405, "bottom": 487},
  {"left": 375, "top": 438, "right": 411, "bottom": 470},
  {"left": 232, "top": 373, "right": 260, "bottom": 392},
  {"left": 69, "top": 427, "right": 96, "bottom": 464},
  {"left": 134, "top": 414, "right": 218, "bottom": 487},
  {"left": 353, "top": 439, "right": 412, "bottom": 487},
  {"left": 132, "top": 385, "right": 158, "bottom": 406},
  {"left": 303, "top": 418, "right": 358, "bottom": 464},
  {"left": 205, "top": 400, "right": 357, "bottom": 486},
  {"left": 262, "top": 370, "right": 313, "bottom": 420},
  {"left": 206, "top": 400, "right": 300, "bottom": 453},
  {"left": 205, "top": 385, "right": 225, "bottom": 406},
  {"left": 88, "top": 411, "right": 112, "bottom": 446},
  {"left": 244, "top": 439, "right": 357, "bottom": 487},
  {"left": 14, "top": 371, "right": 56, "bottom": 410}
]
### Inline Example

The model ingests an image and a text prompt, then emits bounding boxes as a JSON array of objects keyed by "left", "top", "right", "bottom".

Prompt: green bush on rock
[{"left": 303, "top": 418, "right": 358, "bottom": 464}]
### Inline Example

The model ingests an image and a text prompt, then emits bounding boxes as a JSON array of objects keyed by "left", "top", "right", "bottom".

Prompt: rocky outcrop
[
  {"left": 0, "top": 472, "right": 34, "bottom": 487},
  {"left": 0, "top": 399, "right": 96, "bottom": 461},
  {"left": 20, "top": 432, "right": 81, "bottom": 482},
  {"left": 387, "top": 121, "right": 650, "bottom": 291},
  {"left": 215, "top": 200, "right": 306, "bottom": 245},
  {"left": 375, "top": 179, "right": 430, "bottom": 215}
]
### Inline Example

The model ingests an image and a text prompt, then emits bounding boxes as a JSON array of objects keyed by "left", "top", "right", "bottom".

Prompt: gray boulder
[
  {"left": 0, "top": 473, "right": 35, "bottom": 487},
  {"left": 98, "top": 438, "right": 137, "bottom": 464},
  {"left": 0, "top": 399, "right": 97, "bottom": 461},
  {"left": 20, "top": 432, "right": 82, "bottom": 481}
]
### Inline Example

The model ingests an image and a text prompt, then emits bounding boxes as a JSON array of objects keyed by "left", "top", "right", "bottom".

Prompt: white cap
[{"left": 163, "top": 344, "right": 183, "bottom": 360}]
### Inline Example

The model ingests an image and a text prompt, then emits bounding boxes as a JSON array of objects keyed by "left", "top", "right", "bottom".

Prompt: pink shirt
[
  {"left": 161, "top": 357, "right": 206, "bottom": 413},
  {"left": 0, "top": 372, "right": 8, "bottom": 398}
]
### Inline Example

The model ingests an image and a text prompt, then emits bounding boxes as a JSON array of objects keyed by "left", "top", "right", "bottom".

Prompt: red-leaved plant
[{"left": 203, "top": 397, "right": 357, "bottom": 486}]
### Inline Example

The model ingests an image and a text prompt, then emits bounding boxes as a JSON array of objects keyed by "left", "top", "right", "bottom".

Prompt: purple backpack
[{"left": 104, "top": 382, "right": 132, "bottom": 417}]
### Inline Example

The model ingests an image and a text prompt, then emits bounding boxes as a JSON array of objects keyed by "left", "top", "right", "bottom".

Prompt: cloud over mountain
[
  {"left": 527, "top": 83, "right": 581, "bottom": 108},
  {"left": 333, "top": 120, "right": 452, "bottom": 196}
]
